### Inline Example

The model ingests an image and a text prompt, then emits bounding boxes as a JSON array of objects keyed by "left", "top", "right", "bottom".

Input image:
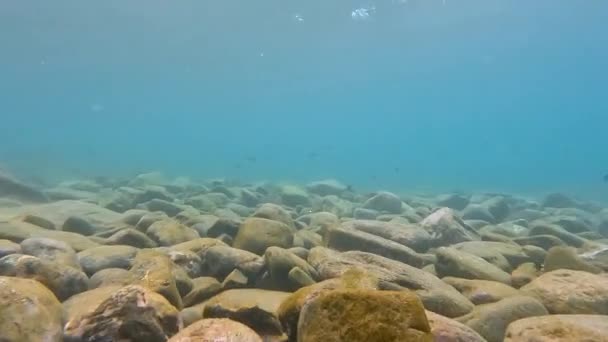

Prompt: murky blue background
[{"left": 1, "top": 0, "right": 607, "bottom": 199}]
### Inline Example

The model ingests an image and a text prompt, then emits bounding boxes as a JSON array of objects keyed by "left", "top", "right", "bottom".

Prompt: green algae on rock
[{"left": 297, "top": 289, "right": 432, "bottom": 342}]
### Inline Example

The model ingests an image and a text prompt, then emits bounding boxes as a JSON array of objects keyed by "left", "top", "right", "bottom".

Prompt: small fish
[
  {"left": 307, "top": 152, "right": 319, "bottom": 159},
  {"left": 246, "top": 156, "right": 257, "bottom": 163},
  {"left": 604, "top": 173, "right": 608, "bottom": 182}
]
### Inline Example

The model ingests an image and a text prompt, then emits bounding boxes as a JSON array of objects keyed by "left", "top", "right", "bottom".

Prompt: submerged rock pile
[{"left": 1, "top": 172, "right": 608, "bottom": 341}]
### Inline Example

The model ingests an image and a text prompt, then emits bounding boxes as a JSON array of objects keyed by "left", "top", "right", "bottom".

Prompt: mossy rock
[
  {"left": 0, "top": 276, "right": 63, "bottom": 342},
  {"left": 277, "top": 268, "right": 378, "bottom": 341},
  {"left": 297, "top": 289, "right": 432, "bottom": 342}
]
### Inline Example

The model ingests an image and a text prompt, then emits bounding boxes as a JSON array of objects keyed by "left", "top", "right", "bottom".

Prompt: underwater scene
[{"left": 1, "top": 0, "right": 608, "bottom": 341}]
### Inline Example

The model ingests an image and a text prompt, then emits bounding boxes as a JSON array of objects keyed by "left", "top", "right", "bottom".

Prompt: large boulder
[
  {"left": 297, "top": 289, "right": 432, "bottom": 342},
  {"left": 277, "top": 268, "right": 379, "bottom": 341},
  {"left": 505, "top": 314, "right": 608, "bottom": 342},
  {"left": 308, "top": 247, "right": 474, "bottom": 318},
  {"left": 520, "top": 269, "right": 608, "bottom": 314},
  {"left": 0, "top": 276, "right": 63, "bottom": 342}
]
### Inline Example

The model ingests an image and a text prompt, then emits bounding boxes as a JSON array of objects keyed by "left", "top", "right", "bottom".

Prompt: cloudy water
[{"left": 1, "top": 0, "right": 607, "bottom": 200}]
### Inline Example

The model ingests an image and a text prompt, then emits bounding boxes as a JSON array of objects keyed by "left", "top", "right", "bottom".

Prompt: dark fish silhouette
[{"left": 246, "top": 156, "right": 257, "bottom": 163}]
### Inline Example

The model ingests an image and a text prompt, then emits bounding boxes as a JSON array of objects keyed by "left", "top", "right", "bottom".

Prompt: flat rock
[
  {"left": 326, "top": 226, "right": 432, "bottom": 268},
  {"left": 505, "top": 314, "right": 608, "bottom": 342},
  {"left": 452, "top": 241, "right": 531, "bottom": 269},
  {"left": 0, "top": 200, "right": 121, "bottom": 228},
  {"left": 0, "top": 221, "right": 100, "bottom": 251},
  {"left": 456, "top": 296, "right": 548, "bottom": 342},
  {"left": 308, "top": 247, "right": 474, "bottom": 318},
  {"left": 529, "top": 222, "right": 588, "bottom": 247},
  {"left": 442, "top": 277, "right": 520, "bottom": 305},
  {"left": 435, "top": 247, "right": 512, "bottom": 285},
  {"left": 520, "top": 269, "right": 608, "bottom": 314},
  {"left": 341, "top": 219, "right": 432, "bottom": 252}
]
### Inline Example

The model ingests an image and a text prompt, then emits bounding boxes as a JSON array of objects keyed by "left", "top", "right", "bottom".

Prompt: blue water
[{"left": 1, "top": 0, "right": 607, "bottom": 199}]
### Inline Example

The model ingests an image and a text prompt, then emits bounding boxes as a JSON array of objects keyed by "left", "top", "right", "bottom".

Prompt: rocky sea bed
[{"left": 1, "top": 170, "right": 608, "bottom": 341}]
